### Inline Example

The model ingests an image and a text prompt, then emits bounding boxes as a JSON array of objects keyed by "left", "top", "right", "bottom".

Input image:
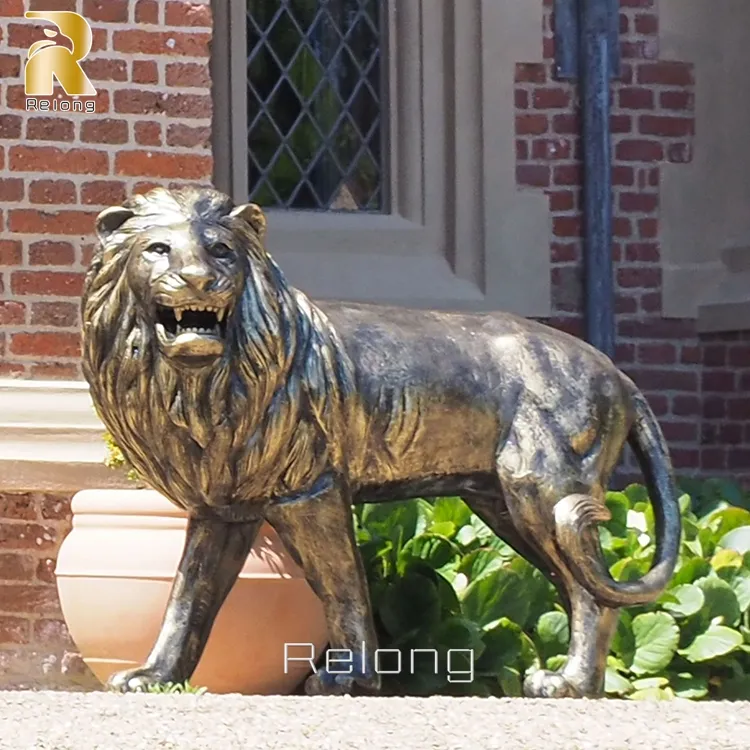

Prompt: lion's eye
[
  {"left": 146, "top": 242, "right": 170, "bottom": 255},
  {"left": 209, "top": 242, "right": 233, "bottom": 259}
]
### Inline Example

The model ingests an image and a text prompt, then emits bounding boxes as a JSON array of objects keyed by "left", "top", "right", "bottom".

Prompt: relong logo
[{"left": 24, "top": 11, "right": 96, "bottom": 97}]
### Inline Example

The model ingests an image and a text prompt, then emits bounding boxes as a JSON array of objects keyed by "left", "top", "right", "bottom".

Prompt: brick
[
  {"left": 83, "top": 0, "right": 128, "bottom": 22},
  {"left": 163, "top": 93, "right": 212, "bottom": 119},
  {"left": 660, "top": 90, "right": 693, "bottom": 111},
  {"left": 547, "top": 191, "right": 576, "bottom": 213},
  {"left": 729, "top": 347, "right": 750, "bottom": 368},
  {"left": 634, "top": 13, "right": 658, "bottom": 34},
  {"left": 10, "top": 146, "right": 108, "bottom": 175},
  {"left": 639, "top": 115, "right": 693, "bottom": 138},
  {"left": 671, "top": 449, "right": 700, "bottom": 470},
  {"left": 516, "top": 114, "right": 548, "bottom": 135},
  {"left": 132, "top": 60, "right": 159, "bottom": 84},
  {"left": 165, "top": 1, "right": 212, "bottom": 27},
  {"left": 0, "top": 616, "right": 29, "bottom": 645},
  {"left": 637, "top": 62, "right": 693, "bottom": 86},
  {"left": 516, "top": 165, "right": 550, "bottom": 188},
  {"left": 728, "top": 398, "right": 750, "bottom": 421},
  {"left": 728, "top": 449, "right": 750, "bottom": 471},
  {"left": 0, "top": 585, "right": 60, "bottom": 616},
  {"left": 0, "top": 115, "right": 22, "bottom": 139},
  {"left": 36, "top": 558, "right": 57, "bottom": 585},
  {"left": 135, "top": 0, "right": 159, "bottom": 23},
  {"left": 637, "top": 343, "right": 675, "bottom": 365},
  {"left": 661, "top": 421, "right": 698, "bottom": 443},
  {"left": 702, "top": 344, "right": 727, "bottom": 367},
  {"left": 39, "top": 495, "right": 70, "bottom": 521},
  {"left": 31, "top": 363, "right": 80, "bottom": 379},
  {"left": 552, "top": 114, "right": 579, "bottom": 134},
  {"left": 82, "top": 58, "right": 128, "bottom": 82},
  {"left": 516, "top": 139, "right": 528, "bottom": 160},
  {"left": 165, "top": 62, "right": 211, "bottom": 88},
  {"left": 638, "top": 218, "right": 658, "bottom": 238},
  {"left": 515, "top": 90, "right": 528, "bottom": 109},
  {"left": 703, "top": 396, "right": 726, "bottom": 420},
  {"left": 613, "top": 218, "right": 632, "bottom": 238},
  {"left": 0, "top": 178, "right": 24, "bottom": 202},
  {"left": 619, "top": 192, "right": 658, "bottom": 213},
  {"left": 625, "top": 242, "right": 659, "bottom": 262},
  {"left": 166, "top": 124, "right": 211, "bottom": 149},
  {"left": 719, "top": 424, "right": 743, "bottom": 445},
  {"left": 10, "top": 333, "right": 81, "bottom": 358},
  {"left": 626, "top": 369, "right": 697, "bottom": 392},
  {"left": 114, "top": 89, "right": 164, "bottom": 115},
  {"left": 113, "top": 30, "right": 211, "bottom": 57},
  {"left": 11, "top": 271, "right": 85, "bottom": 296},
  {"left": 515, "top": 63, "right": 546, "bottom": 83},
  {"left": 618, "top": 87, "right": 654, "bottom": 109},
  {"left": 612, "top": 166, "right": 635, "bottom": 186},
  {"left": 29, "top": 180, "right": 77, "bottom": 205},
  {"left": 29, "top": 240, "right": 75, "bottom": 265},
  {"left": 81, "top": 119, "right": 129, "bottom": 144},
  {"left": 0, "top": 54, "right": 21, "bottom": 78},
  {"left": 553, "top": 216, "right": 581, "bottom": 238},
  {"left": 533, "top": 87, "right": 571, "bottom": 109},
  {"left": 8, "top": 23, "right": 58, "bottom": 50},
  {"left": 615, "top": 294, "right": 638, "bottom": 314},
  {"left": 639, "top": 292, "right": 661, "bottom": 314},
  {"left": 618, "top": 267, "right": 661, "bottom": 288},
  {"left": 702, "top": 448, "right": 726, "bottom": 472},
  {"left": 0, "top": 241, "right": 22, "bottom": 266},
  {"left": 615, "top": 140, "right": 664, "bottom": 162},
  {"left": 9, "top": 210, "right": 96, "bottom": 236},
  {"left": 134, "top": 121, "right": 162, "bottom": 146},
  {"left": 0, "top": 494, "right": 36, "bottom": 520},
  {"left": 643, "top": 393, "right": 668, "bottom": 416},
  {"left": 115, "top": 151, "right": 212, "bottom": 180},
  {"left": 26, "top": 118, "right": 75, "bottom": 142},
  {"left": 33, "top": 618, "right": 72, "bottom": 646},
  {"left": 702, "top": 371, "right": 736, "bottom": 393},
  {"left": 0, "top": 301, "right": 25, "bottom": 325},
  {"left": 31, "top": 302, "right": 78, "bottom": 327},
  {"left": 0, "top": 554, "right": 34, "bottom": 582},
  {"left": 610, "top": 115, "right": 632, "bottom": 133},
  {"left": 0, "top": 0, "right": 24, "bottom": 14},
  {"left": 0, "top": 522, "right": 58, "bottom": 550},
  {"left": 81, "top": 180, "right": 127, "bottom": 206},
  {"left": 618, "top": 319, "right": 694, "bottom": 340},
  {"left": 27, "top": 0, "right": 76, "bottom": 9},
  {"left": 673, "top": 395, "right": 700, "bottom": 417},
  {"left": 553, "top": 164, "right": 582, "bottom": 186}
]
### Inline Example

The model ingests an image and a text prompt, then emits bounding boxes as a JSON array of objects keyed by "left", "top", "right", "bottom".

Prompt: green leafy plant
[
  {"left": 143, "top": 681, "right": 207, "bottom": 695},
  {"left": 103, "top": 431, "right": 141, "bottom": 483},
  {"left": 355, "top": 481, "right": 750, "bottom": 700}
]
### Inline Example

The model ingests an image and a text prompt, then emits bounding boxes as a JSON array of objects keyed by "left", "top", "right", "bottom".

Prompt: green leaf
[
  {"left": 399, "top": 533, "right": 458, "bottom": 572},
  {"left": 428, "top": 521, "right": 456, "bottom": 539},
  {"left": 604, "top": 492, "right": 630, "bottom": 535},
  {"left": 475, "top": 618, "right": 522, "bottom": 674},
  {"left": 670, "top": 672, "right": 708, "bottom": 699},
  {"left": 703, "top": 508, "right": 750, "bottom": 543},
  {"left": 605, "top": 668, "right": 633, "bottom": 696},
  {"left": 718, "top": 526, "right": 750, "bottom": 555},
  {"left": 711, "top": 548, "right": 744, "bottom": 571},
  {"left": 611, "top": 557, "right": 649, "bottom": 582},
  {"left": 460, "top": 568, "right": 526, "bottom": 629},
  {"left": 696, "top": 576, "right": 741, "bottom": 627},
  {"left": 611, "top": 610, "right": 635, "bottom": 667},
  {"left": 717, "top": 674, "right": 750, "bottom": 700},
  {"left": 631, "top": 612, "right": 680, "bottom": 676},
  {"left": 680, "top": 623, "right": 743, "bottom": 663},
  {"left": 432, "top": 497, "right": 473, "bottom": 528},
  {"left": 623, "top": 484, "right": 649, "bottom": 507},
  {"left": 670, "top": 557, "right": 711, "bottom": 587},
  {"left": 545, "top": 654, "right": 567, "bottom": 671},
  {"left": 433, "top": 616, "right": 485, "bottom": 656},
  {"left": 455, "top": 524, "right": 477, "bottom": 547},
  {"left": 629, "top": 686, "right": 675, "bottom": 701},
  {"left": 660, "top": 584, "right": 705, "bottom": 619},
  {"left": 535, "top": 611, "right": 570, "bottom": 660},
  {"left": 361, "top": 501, "right": 419, "bottom": 551},
  {"left": 498, "top": 665, "right": 522, "bottom": 697},
  {"left": 457, "top": 548, "right": 505, "bottom": 583},
  {"left": 631, "top": 676, "right": 668, "bottom": 690},
  {"left": 379, "top": 571, "right": 441, "bottom": 638}
]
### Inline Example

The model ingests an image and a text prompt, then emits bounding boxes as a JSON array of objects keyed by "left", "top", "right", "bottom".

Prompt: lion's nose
[{"left": 180, "top": 265, "right": 214, "bottom": 291}]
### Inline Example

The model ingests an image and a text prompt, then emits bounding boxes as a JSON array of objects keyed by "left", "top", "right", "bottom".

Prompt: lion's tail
[{"left": 555, "top": 382, "right": 681, "bottom": 609}]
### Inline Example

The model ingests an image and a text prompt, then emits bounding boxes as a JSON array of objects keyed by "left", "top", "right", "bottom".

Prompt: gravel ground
[{"left": 1, "top": 692, "right": 749, "bottom": 750}]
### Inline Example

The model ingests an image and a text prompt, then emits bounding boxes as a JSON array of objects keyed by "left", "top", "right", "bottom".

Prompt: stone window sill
[{"left": 696, "top": 246, "right": 750, "bottom": 334}]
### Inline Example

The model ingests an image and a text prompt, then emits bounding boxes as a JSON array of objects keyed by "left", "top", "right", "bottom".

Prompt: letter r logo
[{"left": 24, "top": 11, "right": 97, "bottom": 96}]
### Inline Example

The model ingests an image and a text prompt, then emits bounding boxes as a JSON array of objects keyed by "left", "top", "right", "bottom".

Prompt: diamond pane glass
[{"left": 247, "top": 0, "right": 387, "bottom": 212}]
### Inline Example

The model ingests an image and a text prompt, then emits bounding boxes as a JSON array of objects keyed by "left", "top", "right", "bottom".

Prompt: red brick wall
[
  {"left": 515, "top": 0, "right": 750, "bottom": 481},
  {"left": 0, "top": 0, "right": 213, "bottom": 380},
  {"left": 0, "top": 492, "right": 98, "bottom": 688}
]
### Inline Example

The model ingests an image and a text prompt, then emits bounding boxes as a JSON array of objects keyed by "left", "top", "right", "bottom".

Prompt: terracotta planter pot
[{"left": 55, "top": 489, "right": 329, "bottom": 694}]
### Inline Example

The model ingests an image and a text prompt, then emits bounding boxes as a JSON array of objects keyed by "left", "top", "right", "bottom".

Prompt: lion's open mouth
[{"left": 155, "top": 304, "right": 229, "bottom": 361}]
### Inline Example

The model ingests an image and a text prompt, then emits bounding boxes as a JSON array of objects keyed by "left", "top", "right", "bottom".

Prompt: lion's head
[{"left": 81, "top": 187, "right": 350, "bottom": 512}]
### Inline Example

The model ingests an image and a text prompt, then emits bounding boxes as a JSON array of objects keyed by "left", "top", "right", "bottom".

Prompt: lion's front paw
[
  {"left": 304, "top": 668, "right": 381, "bottom": 696},
  {"left": 523, "top": 669, "right": 582, "bottom": 699},
  {"left": 107, "top": 666, "right": 175, "bottom": 693}
]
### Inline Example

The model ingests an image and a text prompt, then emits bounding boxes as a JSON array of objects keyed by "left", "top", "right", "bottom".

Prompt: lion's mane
[{"left": 81, "top": 187, "right": 360, "bottom": 515}]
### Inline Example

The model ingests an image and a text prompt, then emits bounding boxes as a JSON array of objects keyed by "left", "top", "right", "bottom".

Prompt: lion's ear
[
  {"left": 96, "top": 206, "right": 136, "bottom": 243},
  {"left": 230, "top": 203, "right": 266, "bottom": 239}
]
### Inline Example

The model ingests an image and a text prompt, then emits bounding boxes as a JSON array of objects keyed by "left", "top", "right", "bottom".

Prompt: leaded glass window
[{"left": 247, "top": 0, "right": 387, "bottom": 212}]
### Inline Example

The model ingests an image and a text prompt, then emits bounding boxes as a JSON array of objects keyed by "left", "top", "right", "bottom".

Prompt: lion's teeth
[
  {"left": 217, "top": 308, "right": 225, "bottom": 322},
  {"left": 175, "top": 308, "right": 183, "bottom": 322}
]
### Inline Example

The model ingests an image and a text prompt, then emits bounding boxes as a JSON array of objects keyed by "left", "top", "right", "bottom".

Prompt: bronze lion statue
[{"left": 81, "top": 186, "right": 680, "bottom": 698}]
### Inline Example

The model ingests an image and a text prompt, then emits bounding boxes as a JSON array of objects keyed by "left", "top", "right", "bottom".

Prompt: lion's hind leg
[{"left": 495, "top": 411, "right": 622, "bottom": 698}]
